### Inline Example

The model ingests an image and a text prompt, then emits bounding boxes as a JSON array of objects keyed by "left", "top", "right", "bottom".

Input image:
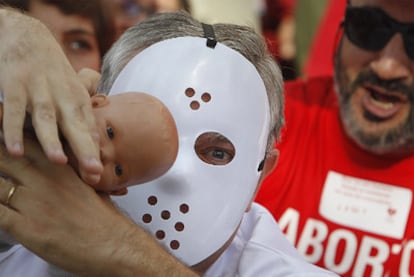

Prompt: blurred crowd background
[{"left": 0, "top": 0, "right": 344, "bottom": 80}]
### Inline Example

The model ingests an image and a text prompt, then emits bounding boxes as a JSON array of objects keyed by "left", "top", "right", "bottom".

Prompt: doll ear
[
  {"left": 91, "top": 94, "right": 109, "bottom": 108},
  {"left": 109, "top": 187, "right": 128, "bottom": 196}
]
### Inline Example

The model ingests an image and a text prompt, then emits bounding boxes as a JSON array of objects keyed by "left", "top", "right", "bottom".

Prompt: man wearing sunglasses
[{"left": 256, "top": 0, "right": 414, "bottom": 276}]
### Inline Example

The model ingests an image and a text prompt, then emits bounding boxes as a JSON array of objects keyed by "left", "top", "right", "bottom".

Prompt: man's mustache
[{"left": 352, "top": 70, "right": 414, "bottom": 102}]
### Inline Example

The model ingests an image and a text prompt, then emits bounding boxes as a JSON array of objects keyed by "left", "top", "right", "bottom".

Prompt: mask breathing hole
[
  {"left": 142, "top": 214, "right": 152, "bottom": 223},
  {"left": 148, "top": 196, "right": 158, "bottom": 205},
  {"left": 170, "top": 240, "right": 180, "bottom": 250},
  {"left": 180, "top": 204, "right": 189, "bottom": 213},
  {"left": 201, "top": 92, "right": 211, "bottom": 102},
  {"left": 175, "top": 222, "right": 185, "bottom": 231},
  {"left": 161, "top": 210, "right": 171, "bottom": 220},
  {"left": 190, "top": 101, "right": 200, "bottom": 110},
  {"left": 156, "top": 230, "right": 165, "bottom": 239},
  {"left": 185, "top": 87, "right": 195, "bottom": 97}
]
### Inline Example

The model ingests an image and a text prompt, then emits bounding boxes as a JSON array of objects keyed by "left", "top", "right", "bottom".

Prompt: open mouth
[{"left": 361, "top": 84, "right": 407, "bottom": 121}]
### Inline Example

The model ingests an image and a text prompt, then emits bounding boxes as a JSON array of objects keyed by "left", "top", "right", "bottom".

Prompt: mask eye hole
[{"left": 194, "top": 132, "right": 235, "bottom": 166}]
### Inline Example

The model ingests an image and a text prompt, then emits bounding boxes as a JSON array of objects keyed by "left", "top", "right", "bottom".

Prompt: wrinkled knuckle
[
  {"left": 4, "top": 92, "right": 24, "bottom": 105},
  {"left": 33, "top": 102, "right": 56, "bottom": 123},
  {"left": 67, "top": 79, "right": 89, "bottom": 96},
  {"left": 71, "top": 102, "right": 89, "bottom": 123},
  {"left": 5, "top": 106, "right": 26, "bottom": 119}
]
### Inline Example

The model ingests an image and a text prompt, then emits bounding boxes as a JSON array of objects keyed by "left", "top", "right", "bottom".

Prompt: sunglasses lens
[
  {"left": 344, "top": 7, "right": 392, "bottom": 51},
  {"left": 404, "top": 28, "right": 414, "bottom": 59}
]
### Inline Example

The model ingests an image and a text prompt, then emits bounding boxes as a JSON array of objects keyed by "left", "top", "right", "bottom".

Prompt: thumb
[{"left": 77, "top": 68, "right": 102, "bottom": 97}]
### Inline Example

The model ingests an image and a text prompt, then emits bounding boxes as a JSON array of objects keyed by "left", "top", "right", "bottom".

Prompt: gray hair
[{"left": 98, "top": 11, "right": 284, "bottom": 150}]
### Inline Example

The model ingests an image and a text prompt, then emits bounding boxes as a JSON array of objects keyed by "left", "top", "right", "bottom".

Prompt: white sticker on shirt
[{"left": 319, "top": 171, "right": 412, "bottom": 239}]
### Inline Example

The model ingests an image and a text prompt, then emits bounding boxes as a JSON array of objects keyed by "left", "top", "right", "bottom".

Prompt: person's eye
[
  {"left": 107, "top": 126, "right": 114, "bottom": 139},
  {"left": 212, "top": 149, "right": 225, "bottom": 159},
  {"left": 199, "top": 147, "right": 234, "bottom": 165},
  {"left": 115, "top": 164, "right": 123, "bottom": 176},
  {"left": 68, "top": 40, "right": 92, "bottom": 51}
]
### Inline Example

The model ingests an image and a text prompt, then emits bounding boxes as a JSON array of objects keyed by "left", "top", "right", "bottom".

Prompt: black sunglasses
[{"left": 343, "top": 6, "right": 414, "bottom": 59}]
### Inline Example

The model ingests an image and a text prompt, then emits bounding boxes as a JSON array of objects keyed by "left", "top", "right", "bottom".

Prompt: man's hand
[
  {"left": 0, "top": 8, "right": 103, "bottom": 184},
  {"left": 0, "top": 138, "right": 197, "bottom": 276}
]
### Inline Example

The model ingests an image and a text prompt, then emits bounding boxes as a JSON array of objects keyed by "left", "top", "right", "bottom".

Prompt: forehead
[
  {"left": 351, "top": 0, "right": 414, "bottom": 22},
  {"left": 30, "top": 1, "right": 95, "bottom": 33}
]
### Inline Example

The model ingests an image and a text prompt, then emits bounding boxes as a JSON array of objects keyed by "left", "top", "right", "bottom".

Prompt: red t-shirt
[{"left": 256, "top": 76, "right": 414, "bottom": 276}]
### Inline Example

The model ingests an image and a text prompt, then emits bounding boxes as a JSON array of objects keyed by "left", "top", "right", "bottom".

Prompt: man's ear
[
  {"left": 91, "top": 94, "right": 109, "bottom": 108},
  {"left": 262, "top": 148, "right": 279, "bottom": 179}
]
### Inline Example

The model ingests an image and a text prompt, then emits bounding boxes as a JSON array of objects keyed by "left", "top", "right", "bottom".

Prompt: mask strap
[
  {"left": 257, "top": 160, "right": 265, "bottom": 172},
  {"left": 201, "top": 23, "right": 217, "bottom": 49}
]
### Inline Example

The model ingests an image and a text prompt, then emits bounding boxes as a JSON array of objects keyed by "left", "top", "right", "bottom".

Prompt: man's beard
[{"left": 334, "top": 60, "right": 414, "bottom": 155}]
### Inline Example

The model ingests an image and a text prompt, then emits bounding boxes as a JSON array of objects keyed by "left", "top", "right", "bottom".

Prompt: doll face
[{"left": 89, "top": 92, "right": 178, "bottom": 193}]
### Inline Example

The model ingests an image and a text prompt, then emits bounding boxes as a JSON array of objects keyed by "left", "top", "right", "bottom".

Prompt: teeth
[{"left": 371, "top": 97, "right": 394, "bottom": 110}]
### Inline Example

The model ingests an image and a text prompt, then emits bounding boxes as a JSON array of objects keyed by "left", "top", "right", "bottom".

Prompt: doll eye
[
  {"left": 106, "top": 126, "right": 114, "bottom": 139},
  {"left": 115, "top": 164, "right": 123, "bottom": 176}
]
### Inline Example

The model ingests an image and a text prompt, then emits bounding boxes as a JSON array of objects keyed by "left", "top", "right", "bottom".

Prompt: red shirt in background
[{"left": 256, "top": 76, "right": 414, "bottom": 276}]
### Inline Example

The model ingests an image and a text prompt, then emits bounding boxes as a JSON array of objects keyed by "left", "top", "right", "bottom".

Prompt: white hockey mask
[{"left": 109, "top": 36, "right": 270, "bottom": 266}]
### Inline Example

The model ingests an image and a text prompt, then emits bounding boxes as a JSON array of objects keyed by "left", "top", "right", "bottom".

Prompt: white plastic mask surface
[{"left": 109, "top": 37, "right": 270, "bottom": 265}]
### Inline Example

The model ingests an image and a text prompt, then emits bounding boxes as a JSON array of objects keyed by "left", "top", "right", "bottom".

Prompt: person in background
[
  {"left": 155, "top": 0, "right": 190, "bottom": 12},
  {"left": 104, "top": 0, "right": 191, "bottom": 40},
  {"left": 256, "top": 0, "right": 414, "bottom": 276},
  {"left": 0, "top": 11, "right": 336, "bottom": 277},
  {"left": 105, "top": 0, "right": 156, "bottom": 39},
  {"left": 1, "top": 0, "right": 115, "bottom": 71},
  {"left": 261, "top": 0, "right": 297, "bottom": 80},
  {"left": 189, "top": 0, "right": 262, "bottom": 33}
]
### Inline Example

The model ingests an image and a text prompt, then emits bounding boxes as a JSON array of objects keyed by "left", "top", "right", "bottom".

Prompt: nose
[
  {"left": 370, "top": 33, "right": 413, "bottom": 82},
  {"left": 99, "top": 142, "right": 115, "bottom": 165}
]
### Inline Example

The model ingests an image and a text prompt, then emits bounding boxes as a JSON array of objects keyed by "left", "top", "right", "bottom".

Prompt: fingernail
[
  {"left": 51, "top": 149, "right": 68, "bottom": 163},
  {"left": 87, "top": 173, "right": 101, "bottom": 185},
  {"left": 87, "top": 157, "right": 103, "bottom": 172},
  {"left": 9, "top": 142, "right": 23, "bottom": 156}
]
